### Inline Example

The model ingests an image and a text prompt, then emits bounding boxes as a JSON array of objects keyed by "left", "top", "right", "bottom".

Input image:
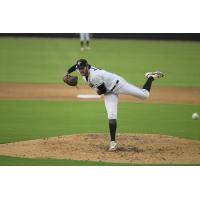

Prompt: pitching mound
[{"left": 0, "top": 134, "right": 200, "bottom": 164}]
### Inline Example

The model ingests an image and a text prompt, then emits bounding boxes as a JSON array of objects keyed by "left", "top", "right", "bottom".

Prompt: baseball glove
[{"left": 63, "top": 75, "right": 78, "bottom": 86}]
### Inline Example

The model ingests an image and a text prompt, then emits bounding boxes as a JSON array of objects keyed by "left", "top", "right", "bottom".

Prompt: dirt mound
[{"left": 0, "top": 134, "right": 200, "bottom": 164}]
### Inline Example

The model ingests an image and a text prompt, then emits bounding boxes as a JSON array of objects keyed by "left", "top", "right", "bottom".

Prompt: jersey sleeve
[
  {"left": 92, "top": 72, "right": 104, "bottom": 87},
  {"left": 67, "top": 64, "right": 77, "bottom": 74}
]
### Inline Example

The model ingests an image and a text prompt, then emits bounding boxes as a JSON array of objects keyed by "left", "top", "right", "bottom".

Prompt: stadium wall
[{"left": 0, "top": 33, "right": 200, "bottom": 41}]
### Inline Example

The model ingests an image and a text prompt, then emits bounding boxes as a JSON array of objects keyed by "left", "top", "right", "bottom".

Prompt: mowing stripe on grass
[{"left": 0, "top": 100, "right": 199, "bottom": 143}]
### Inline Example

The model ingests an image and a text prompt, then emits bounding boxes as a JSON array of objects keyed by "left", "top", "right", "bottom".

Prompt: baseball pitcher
[{"left": 63, "top": 59, "right": 164, "bottom": 151}]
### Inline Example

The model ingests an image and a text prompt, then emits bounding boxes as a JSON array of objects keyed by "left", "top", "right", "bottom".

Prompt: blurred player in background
[{"left": 80, "top": 33, "right": 91, "bottom": 51}]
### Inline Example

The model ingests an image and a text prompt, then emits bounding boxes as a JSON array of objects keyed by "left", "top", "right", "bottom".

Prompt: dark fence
[
  {"left": 94, "top": 33, "right": 200, "bottom": 41},
  {"left": 0, "top": 33, "right": 200, "bottom": 41}
]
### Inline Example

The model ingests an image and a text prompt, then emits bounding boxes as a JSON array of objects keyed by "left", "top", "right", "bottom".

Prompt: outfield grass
[
  {"left": 0, "top": 100, "right": 199, "bottom": 144},
  {"left": 0, "top": 37, "right": 200, "bottom": 87}
]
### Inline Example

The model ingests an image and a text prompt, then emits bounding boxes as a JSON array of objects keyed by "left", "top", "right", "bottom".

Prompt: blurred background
[
  {"left": 0, "top": 33, "right": 200, "bottom": 87},
  {"left": 1, "top": 33, "right": 200, "bottom": 40}
]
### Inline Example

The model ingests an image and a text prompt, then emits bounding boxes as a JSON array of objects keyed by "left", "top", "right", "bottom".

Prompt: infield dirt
[
  {"left": 0, "top": 83, "right": 200, "bottom": 104},
  {"left": 0, "top": 134, "right": 200, "bottom": 164}
]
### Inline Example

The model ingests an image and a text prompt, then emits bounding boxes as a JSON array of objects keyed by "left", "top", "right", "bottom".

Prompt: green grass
[
  {"left": 0, "top": 156, "right": 130, "bottom": 166},
  {"left": 1, "top": 155, "right": 198, "bottom": 166},
  {"left": 0, "top": 37, "right": 200, "bottom": 87},
  {"left": 0, "top": 100, "right": 200, "bottom": 144}
]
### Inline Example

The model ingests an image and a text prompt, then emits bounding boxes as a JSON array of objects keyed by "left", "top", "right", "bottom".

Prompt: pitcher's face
[{"left": 79, "top": 66, "right": 89, "bottom": 76}]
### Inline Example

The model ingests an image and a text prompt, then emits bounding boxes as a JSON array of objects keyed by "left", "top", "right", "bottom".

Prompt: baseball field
[{"left": 0, "top": 37, "right": 200, "bottom": 165}]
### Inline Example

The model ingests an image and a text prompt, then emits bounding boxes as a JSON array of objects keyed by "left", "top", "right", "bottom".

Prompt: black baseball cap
[{"left": 76, "top": 59, "right": 88, "bottom": 69}]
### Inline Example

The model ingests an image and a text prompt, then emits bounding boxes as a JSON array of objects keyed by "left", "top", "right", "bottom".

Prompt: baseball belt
[{"left": 110, "top": 80, "right": 119, "bottom": 91}]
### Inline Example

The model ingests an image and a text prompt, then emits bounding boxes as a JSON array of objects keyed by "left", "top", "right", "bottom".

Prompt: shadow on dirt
[{"left": 117, "top": 146, "right": 144, "bottom": 152}]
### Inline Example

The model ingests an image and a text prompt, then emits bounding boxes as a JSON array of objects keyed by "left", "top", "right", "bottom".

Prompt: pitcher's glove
[{"left": 63, "top": 74, "right": 78, "bottom": 86}]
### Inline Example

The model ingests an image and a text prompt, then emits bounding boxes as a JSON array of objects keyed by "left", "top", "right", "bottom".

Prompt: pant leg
[
  {"left": 85, "top": 33, "right": 90, "bottom": 41},
  {"left": 80, "top": 33, "right": 84, "bottom": 41},
  {"left": 104, "top": 93, "right": 118, "bottom": 119},
  {"left": 118, "top": 82, "right": 149, "bottom": 99}
]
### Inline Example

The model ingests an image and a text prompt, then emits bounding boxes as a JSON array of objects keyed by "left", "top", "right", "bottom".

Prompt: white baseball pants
[
  {"left": 104, "top": 80, "right": 149, "bottom": 119},
  {"left": 80, "top": 33, "right": 90, "bottom": 41}
]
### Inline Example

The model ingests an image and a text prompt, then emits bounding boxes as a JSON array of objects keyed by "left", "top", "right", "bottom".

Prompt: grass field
[
  {"left": 0, "top": 37, "right": 200, "bottom": 165},
  {"left": 0, "top": 37, "right": 200, "bottom": 87},
  {"left": 0, "top": 101, "right": 200, "bottom": 144},
  {"left": 0, "top": 156, "right": 129, "bottom": 166}
]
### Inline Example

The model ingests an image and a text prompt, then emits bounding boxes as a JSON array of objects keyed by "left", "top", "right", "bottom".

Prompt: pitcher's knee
[{"left": 140, "top": 89, "right": 150, "bottom": 100}]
